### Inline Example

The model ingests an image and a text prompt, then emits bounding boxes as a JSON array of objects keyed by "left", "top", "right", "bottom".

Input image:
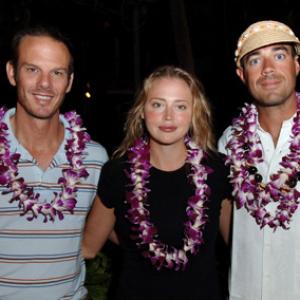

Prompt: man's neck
[
  {"left": 257, "top": 100, "right": 297, "bottom": 146},
  {"left": 11, "top": 111, "right": 64, "bottom": 170}
]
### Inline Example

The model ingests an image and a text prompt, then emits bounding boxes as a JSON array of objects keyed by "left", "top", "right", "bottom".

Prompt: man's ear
[
  {"left": 294, "top": 55, "right": 300, "bottom": 76},
  {"left": 236, "top": 67, "right": 246, "bottom": 84},
  {"left": 6, "top": 61, "right": 17, "bottom": 86},
  {"left": 66, "top": 73, "right": 74, "bottom": 93}
]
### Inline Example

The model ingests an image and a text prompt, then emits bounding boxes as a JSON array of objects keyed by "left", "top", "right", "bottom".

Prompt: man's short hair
[{"left": 10, "top": 25, "right": 74, "bottom": 75}]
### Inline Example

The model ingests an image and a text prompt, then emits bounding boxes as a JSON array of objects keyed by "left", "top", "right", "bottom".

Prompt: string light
[
  {"left": 85, "top": 91, "right": 91, "bottom": 99},
  {"left": 84, "top": 82, "right": 92, "bottom": 100}
]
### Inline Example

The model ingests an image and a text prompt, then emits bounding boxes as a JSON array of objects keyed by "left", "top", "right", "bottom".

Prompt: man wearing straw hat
[{"left": 219, "top": 20, "right": 300, "bottom": 300}]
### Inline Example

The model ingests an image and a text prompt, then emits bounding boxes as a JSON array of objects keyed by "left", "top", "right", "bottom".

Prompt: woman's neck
[{"left": 149, "top": 141, "right": 187, "bottom": 171}]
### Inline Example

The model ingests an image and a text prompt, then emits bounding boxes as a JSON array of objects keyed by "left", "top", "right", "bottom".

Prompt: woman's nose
[{"left": 164, "top": 106, "right": 173, "bottom": 120}]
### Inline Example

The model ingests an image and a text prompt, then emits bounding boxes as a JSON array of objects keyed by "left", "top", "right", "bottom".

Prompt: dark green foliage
[{"left": 85, "top": 252, "right": 112, "bottom": 300}]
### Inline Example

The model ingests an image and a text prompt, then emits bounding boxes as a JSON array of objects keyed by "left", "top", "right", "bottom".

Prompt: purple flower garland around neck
[
  {"left": 125, "top": 138, "right": 212, "bottom": 271},
  {"left": 226, "top": 93, "right": 300, "bottom": 230},
  {"left": 0, "top": 107, "right": 90, "bottom": 222}
]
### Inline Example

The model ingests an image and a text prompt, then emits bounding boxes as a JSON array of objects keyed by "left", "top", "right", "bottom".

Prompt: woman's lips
[{"left": 159, "top": 126, "right": 177, "bottom": 132}]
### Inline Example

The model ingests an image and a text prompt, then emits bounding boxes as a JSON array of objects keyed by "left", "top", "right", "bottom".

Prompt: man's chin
[
  {"left": 27, "top": 109, "right": 58, "bottom": 120},
  {"left": 253, "top": 93, "right": 287, "bottom": 107}
]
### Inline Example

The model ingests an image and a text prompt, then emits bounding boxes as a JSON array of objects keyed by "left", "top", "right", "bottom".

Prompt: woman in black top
[{"left": 83, "top": 65, "right": 231, "bottom": 300}]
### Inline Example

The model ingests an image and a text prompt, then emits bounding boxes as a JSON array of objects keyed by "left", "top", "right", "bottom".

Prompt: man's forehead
[{"left": 247, "top": 43, "right": 292, "bottom": 55}]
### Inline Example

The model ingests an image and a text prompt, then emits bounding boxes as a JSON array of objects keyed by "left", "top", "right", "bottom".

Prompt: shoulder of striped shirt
[{"left": 85, "top": 140, "right": 109, "bottom": 163}]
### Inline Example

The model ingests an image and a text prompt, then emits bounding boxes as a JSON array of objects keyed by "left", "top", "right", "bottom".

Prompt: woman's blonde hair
[{"left": 114, "top": 65, "right": 215, "bottom": 157}]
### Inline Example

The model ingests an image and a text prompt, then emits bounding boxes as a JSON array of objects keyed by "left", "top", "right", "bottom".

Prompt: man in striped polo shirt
[{"left": 0, "top": 25, "right": 108, "bottom": 299}]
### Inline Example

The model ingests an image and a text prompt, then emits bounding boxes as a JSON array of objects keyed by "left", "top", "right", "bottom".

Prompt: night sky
[{"left": 0, "top": 0, "right": 299, "bottom": 153}]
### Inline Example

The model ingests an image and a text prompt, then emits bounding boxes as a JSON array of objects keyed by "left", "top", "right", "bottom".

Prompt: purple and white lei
[
  {"left": 226, "top": 93, "right": 300, "bottom": 230},
  {"left": 0, "top": 107, "right": 90, "bottom": 222},
  {"left": 125, "top": 138, "right": 212, "bottom": 270}
]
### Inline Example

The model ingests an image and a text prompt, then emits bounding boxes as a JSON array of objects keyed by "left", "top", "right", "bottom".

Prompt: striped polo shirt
[{"left": 0, "top": 108, "right": 108, "bottom": 300}]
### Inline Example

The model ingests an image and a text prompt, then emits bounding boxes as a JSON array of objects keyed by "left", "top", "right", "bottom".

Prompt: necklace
[
  {"left": 226, "top": 93, "right": 300, "bottom": 230},
  {"left": 126, "top": 138, "right": 212, "bottom": 270},
  {"left": 0, "top": 107, "right": 90, "bottom": 222}
]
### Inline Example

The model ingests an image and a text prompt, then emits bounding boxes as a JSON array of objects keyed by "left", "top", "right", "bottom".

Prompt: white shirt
[{"left": 218, "top": 115, "right": 300, "bottom": 300}]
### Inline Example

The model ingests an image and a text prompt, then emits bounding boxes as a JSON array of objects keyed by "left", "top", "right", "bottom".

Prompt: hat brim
[{"left": 236, "top": 30, "right": 300, "bottom": 67}]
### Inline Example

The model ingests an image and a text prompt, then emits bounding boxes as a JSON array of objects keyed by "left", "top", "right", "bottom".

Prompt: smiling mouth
[{"left": 33, "top": 94, "right": 53, "bottom": 101}]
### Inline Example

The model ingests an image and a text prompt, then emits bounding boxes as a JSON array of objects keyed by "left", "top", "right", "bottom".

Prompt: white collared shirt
[{"left": 218, "top": 115, "right": 300, "bottom": 300}]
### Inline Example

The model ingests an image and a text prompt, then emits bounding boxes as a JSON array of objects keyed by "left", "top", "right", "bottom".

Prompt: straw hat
[{"left": 235, "top": 20, "right": 300, "bottom": 67}]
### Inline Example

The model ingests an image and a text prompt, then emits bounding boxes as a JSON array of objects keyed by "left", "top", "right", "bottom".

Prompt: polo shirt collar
[{"left": 3, "top": 108, "right": 71, "bottom": 167}]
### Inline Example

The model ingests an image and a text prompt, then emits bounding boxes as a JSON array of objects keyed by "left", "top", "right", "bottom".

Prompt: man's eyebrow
[
  {"left": 270, "top": 44, "right": 290, "bottom": 52},
  {"left": 243, "top": 51, "right": 260, "bottom": 65},
  {"left": 243, "top": 44, "right": 291, "bottom": 64}
]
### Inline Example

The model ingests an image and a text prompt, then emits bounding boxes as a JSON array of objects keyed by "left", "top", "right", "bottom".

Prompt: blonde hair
[{"left": 114, "top": 65, "right": 215, "bottom": 157}]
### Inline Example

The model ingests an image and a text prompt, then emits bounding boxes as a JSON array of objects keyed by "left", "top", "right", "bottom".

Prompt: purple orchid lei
[
  {"left": 0, "top": 107, "right": 90, "bottom": 222},
  {"left": 125, "top": 138, "right": 212, "bottom": 270},
  {"left": 226, "top": 93, "right": 300, "bottom": 230}
]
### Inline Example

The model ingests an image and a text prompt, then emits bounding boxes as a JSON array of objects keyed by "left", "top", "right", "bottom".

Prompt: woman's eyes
[
  {"left": 151, "top": 101, "right": 162, "bottom": 108},
  {"left": 148, "top": 100, "right": 189, "bottom": 111},
  {"left": 177, "top": 104, "right": 187, "bottom": 110}
]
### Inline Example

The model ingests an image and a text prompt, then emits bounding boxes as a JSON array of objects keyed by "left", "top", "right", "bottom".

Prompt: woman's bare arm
[{"left": 82, "top": 195, "right": 116, "bottom": 259}]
